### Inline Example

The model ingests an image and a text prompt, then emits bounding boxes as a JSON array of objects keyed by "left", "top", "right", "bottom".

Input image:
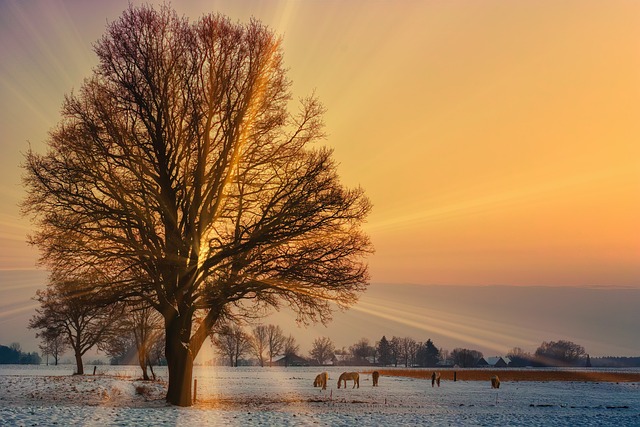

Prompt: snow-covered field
[{"left": 1, "top": 365, "right": 639, "bottom": 426}]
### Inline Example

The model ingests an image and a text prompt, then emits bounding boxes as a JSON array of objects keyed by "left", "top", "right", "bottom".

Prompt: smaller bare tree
[
  {"left": 507, "top": 346, "right": 532, "bottom": 367},
  {"left": 390, "top": 336, "right": 401, "bottom": 367},
  {"left": 212, "top": 324, "right": 252, "bottom": 367},
  {"left": 250, "top": 325, "right": 269, "bottom": 367},
  {"left": 534, "top": 340, "right": 586, "bottom": 367},
  {"left": 29, "top": 275, "right": 123, "bottom": 375},
  {"left": 309, "top": 336, "right": 335, "bottom": 366},
  {"left": 104, "top": 304, "right": 164, "bottom": 380},
  {"left": 349, "top": 338, "right": 374, "bottom": 364},
  {"left": 438, "top": 348, "right": 450, "bottom": 365},
  {"left": 399, "top": 337, "right": 418, "bottom": 367},
  {"left": 282, "top": 334, "right": 300, "bottom": 367},
  {"left": 451, "top": 348, "right": 484, "bottom": 368},
  {"left": 37, "top": 326, "right": 67, "bottom": 366},
  {"left": 266, "top": 325, "right": 285, "bottom": 367}
]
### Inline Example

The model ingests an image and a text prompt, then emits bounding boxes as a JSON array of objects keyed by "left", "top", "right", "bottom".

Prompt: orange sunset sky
[{"left": 0, "top": 0, "right": 639, "bottom": 357}]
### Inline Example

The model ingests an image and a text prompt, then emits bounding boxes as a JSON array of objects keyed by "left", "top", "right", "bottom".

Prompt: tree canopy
[{"left": 534, "top": 340, "right": 586, "bottom": 367}]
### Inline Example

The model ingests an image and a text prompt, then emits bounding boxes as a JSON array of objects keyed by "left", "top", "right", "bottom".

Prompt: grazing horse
[
  {"left": 313, "top": 372, "right": 328, "bottom": 390},
  {"left": 372, "top": 371, "right": 380, "bottom": 387},
  {"left": 491, "top": 375, "right": 501, "bottom": 389},
  {"left": 431, "top": 371, "right": 441, "bottom": 387},
  {"left": 337, "top": 372, "right": 360, "bottom": 389}
]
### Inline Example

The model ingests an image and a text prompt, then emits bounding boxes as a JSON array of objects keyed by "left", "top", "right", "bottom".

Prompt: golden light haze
[
  {"left": 1, "top": 0, "right": 638, "bottom": 287},
  {"left": 0, "top": 1, "right": 639, "bottom": 356},
  {"left": 318, "top": 1, "right": 640, "bottom": 286}
]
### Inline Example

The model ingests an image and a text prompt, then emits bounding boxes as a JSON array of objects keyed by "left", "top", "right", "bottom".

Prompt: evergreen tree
[
  {"left": 376, "top": 336, "right": 392, "bottom": 366},
  {"left": 417, "top": 339, "right": 440, "bottom": 367}
]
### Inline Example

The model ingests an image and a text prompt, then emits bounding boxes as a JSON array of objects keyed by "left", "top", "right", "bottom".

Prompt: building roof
[{"left": 486, "top": 356, "right": 511, "bottom": 366}]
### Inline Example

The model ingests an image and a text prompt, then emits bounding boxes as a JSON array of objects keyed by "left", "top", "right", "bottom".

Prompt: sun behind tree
[{"left": 22, "top": 3, "right": 372, "bottom": 406}]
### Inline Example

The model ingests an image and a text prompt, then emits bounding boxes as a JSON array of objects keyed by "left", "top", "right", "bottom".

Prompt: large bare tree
[{"left": 22, "top": 4, "right": 371, "bottom": 406}]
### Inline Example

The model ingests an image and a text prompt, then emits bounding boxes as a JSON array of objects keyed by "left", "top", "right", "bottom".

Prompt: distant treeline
[
  {"left": 0, "top": 343, "right": 42, "bottom": 365},
  {"left": 590, "top": 357, "right": 640, "bottom": 368}
]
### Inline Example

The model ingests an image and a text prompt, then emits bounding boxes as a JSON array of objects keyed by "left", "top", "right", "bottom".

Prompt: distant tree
[
  {"left": 506, "top": 347, "right": 532, "bottom": 367},
  {"left": 39, "top": 342, "right": 50, "bottom": 366},
  {"left": 451, "top": 348, "right": 483, "bottom": 368},
  {"left": 309, "top": 336, "right": 335, "bottom": 365},
  {"left": 416, "top": 339, "right": 440, "bottom": 367},
  {"left": 334, "top": 346, "right": 348, "bottom": 357},
  {"left": 212, "top": 324, "right": 252, "bottom": 367},
  {"left": 0, "top": 344, "right": 20, "bottom": 364},
  {"left": 148, "top": 332, "right": 167, "bottom": 367},
  {"left": 438, "top": 348, "right": 450, "bottom": 365},
  {"left": 266, "top": 325, "right": 286, "bottom": 367},
  {"left": 105, "top": 328, "right": 134, "bottom": 366},
  {"left": 130, "top": 306, "right": 164, "bottom": 379},
  {"left": 250, "top": 325, "right": 269, "bottom": 367},
  {"left": 38, "top": 326, "right": 68, "bottom": 366},
  {"left": 19, "top": 352, "right": 42, "bottom": 365},
  {"left": 282, "top": 334, "right": 300, "bottom": 367},
  {"left": 0, "top": 344, "right": 41, "bottom": 365},
  {"left": 29, "top": 276, "right": 123, "bottom": 375},
  {"left": 390, "top": 336, "right": 401, "bottom": 367},
  {"left": 376, "top": 336, "right": 392, "bottom": 366},
  {"left": 399, "top": 337, "right": 418, "bottom": 367},
  {"left": 590, "top": 357, "right": 640, "bottom": 368},
  {"left": 349, "top": 338, "right": 374, "bottom": 364},
  {"left": 534, "top": 340, "right": 586, "bottom": 366},
  {"left": 104, "top": 304, "right": 164, "bottom": 380}
]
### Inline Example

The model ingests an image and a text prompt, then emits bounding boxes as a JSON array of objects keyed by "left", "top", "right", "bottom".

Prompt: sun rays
[
  {"left": 350, "top": 296, "right": 537, "bottom": 355},
  {"left": 365, "top": 168, "right": 634, "bottom": 234},
  {"left": 1, "top": 0, "right": 640, "bottom": 373}
]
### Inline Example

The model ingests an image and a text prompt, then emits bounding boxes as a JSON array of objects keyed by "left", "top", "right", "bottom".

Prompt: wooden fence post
[{"left": 193, "top": 378, "right": 197, "bottom": 404}]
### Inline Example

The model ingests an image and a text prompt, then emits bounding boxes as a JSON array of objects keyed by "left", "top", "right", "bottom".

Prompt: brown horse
[
  {"left": 372, "top": 371, "right": 380, "bottom": 386},
  {"left": 431, "top": 371, "right": 441, "bottom": 387},
  {"left": 491, "top": 375, "right": 501, "bottom": 389},
  {"left": 337, "top": 372, "right": 360, "bottom": 389},
  {"left": 313, "top": 372, "right": 328, "bottom": 390}
]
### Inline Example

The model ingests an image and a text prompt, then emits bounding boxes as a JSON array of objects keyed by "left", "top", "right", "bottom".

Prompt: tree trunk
[
  {"left": 138, "top": 348, "right": 150, "bottom": 381},
  {"left": 148, "top": 358, "right": 157, "bottom": 381},
  {"left": 139, "top": 354, "right": 150, "bottom": 381},
  {"left": 75, "top": 352, "right": 84, "bottom": 375},
  {"left": 165, "top": 319, "right": 194, "bottom": 406}
]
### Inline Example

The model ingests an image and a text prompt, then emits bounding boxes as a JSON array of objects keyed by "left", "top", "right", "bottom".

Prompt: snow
[{"left": 1, "top": 365, "right": 639, "bottom": 426}]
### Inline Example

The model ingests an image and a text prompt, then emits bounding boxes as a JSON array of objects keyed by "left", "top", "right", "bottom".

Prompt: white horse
[{"left": 337, "top": 372, "right": 360, "bottom": 389}]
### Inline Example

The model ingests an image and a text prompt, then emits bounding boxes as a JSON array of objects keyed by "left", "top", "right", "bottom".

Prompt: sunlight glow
[
  {"left": 366, "top": 169, "right": 634, "bottom": 233},
  {"left": 350, "top": 297, "right": 536, "bottom": 355},
  {"left": 1, "top": 0, "right": 639, "bottom": 361}
]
